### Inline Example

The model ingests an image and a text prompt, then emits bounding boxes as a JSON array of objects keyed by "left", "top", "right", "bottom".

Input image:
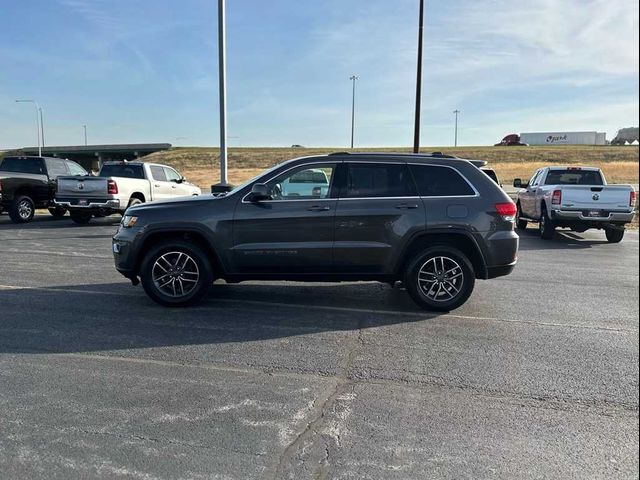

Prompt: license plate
[
  {"left": 78, "top": 199, "right": 88, "bottom": 206},
  {"left": 587, "top": 210, "right": 602, "bottom": 217}
]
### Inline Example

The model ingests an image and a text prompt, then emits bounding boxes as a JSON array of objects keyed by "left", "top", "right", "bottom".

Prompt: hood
[{"left": 127, "top": 194, "right": 226, "bottom": 213}]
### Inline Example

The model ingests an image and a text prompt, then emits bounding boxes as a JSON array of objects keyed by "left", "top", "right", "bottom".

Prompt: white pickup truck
[
  {"left": 513, "top": 166, "right": 636, "bottom": 242},
  {"left": 55, "top": 161, "right": 201, "bottom": 224}
]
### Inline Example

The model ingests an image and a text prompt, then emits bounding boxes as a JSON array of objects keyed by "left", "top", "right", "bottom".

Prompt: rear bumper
[
  {"left": 551, "top": 209, "right": 635, "bottom": 223},
  {"left": 55, "top": 197, "right": 121, "bottom": 210}
]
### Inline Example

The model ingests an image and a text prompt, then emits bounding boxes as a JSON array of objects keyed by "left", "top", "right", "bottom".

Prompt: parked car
[
  {"left": 0, "top": 156, "right": 87, "bottom": 223},
  {"left": 55, "top": 161, "right": 201, "bottom": 224},
  {"left": 513, "top": 166, "right": 636, "bottom": 242},
  {"left": 112, "top": 152, "right": 519, "bottom": 310}
]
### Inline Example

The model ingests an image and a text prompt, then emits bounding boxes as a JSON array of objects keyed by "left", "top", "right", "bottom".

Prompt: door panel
[
  {"left": 333, "top": 162, "right": 424, "bottom": 273},
  {"left": 231, "top": 163, "right": 338, "bottom": 273}
]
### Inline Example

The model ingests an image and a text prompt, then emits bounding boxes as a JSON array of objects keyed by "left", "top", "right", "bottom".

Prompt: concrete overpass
[{"left": 16, "top": 143, "right": 172, "bottom": 172}]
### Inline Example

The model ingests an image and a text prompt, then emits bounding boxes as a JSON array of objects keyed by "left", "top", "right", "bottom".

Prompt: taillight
[
  {"left": 631, "top": 190, "right": 637, "bottom": 207},
  {"left": 552, "top": 189, "right": 562, "bottom": 205},
  {"left": 107, "top": 180, "right": 118, "bottom": 194},
  {"left": 495, "top": 202, "right": 517, "bottom": 221}
]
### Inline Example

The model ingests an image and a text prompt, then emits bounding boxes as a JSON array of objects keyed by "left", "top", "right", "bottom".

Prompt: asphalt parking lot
[{"left": 0, "top": 214, "right": 638, "bottom": 479}]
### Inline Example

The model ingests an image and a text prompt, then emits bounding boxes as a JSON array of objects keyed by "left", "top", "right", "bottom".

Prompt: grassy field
[{"left": 143, "top": 145, "right": 639, "bottom": 189}]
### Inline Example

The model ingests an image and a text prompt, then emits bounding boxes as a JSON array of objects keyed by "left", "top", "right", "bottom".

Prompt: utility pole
[
  {"left": 83, "top": 125, "right": 88, "bottom": 145},
  {"left": 217, "top": 0, "right": 228, "bottom": 186},
  {"left": 453, "top": 109, "right": 460, "bottom": 147},
  {"left": 15, "top": 99, "right": 41, "bottom": 156},
  {"left": 349, "top": 75, "right": 358, "bottom": 149},
  {"left": 39, "top": 107, "right": 45, "bottom": 148},
  {"left": 412, "top": 0, "right": 425, "bottom": 153}
]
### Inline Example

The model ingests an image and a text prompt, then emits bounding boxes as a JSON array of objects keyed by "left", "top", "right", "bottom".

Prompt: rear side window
[
  {"left": 0, "top": 157, "right": 45, "bottom": 175},
  {"left": 343, "top": 163, "right": 416, "bottom": 198},
  {"left": 45, "top": 159, "right": 69, "bottom": 178},
  {"left": 99, "top": 164, "right": 145, "bottom": 179},
  {"left": 544, "top": 169, "right": 603, "bottom": 186},
  {"left": 150, "top": 166, "right": 167, "bottom": 181},
  {"left": 410, "top": 165, "right": 476, "bottom": 197}
]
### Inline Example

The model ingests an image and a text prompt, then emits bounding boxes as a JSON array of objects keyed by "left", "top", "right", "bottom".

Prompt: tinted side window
[
  {"left": 410, "top": 165, "right": 475, "bottom": 197},
  {"left": 344, "top": 163, "right": 416, "bottom": 198},
  {"left": 45, "top": 159, "right": 69, "bottom": 178},
  {"left": 0, "top": 157, "right": 45, "bottom": 175},
  {"left": 150, "top": 166, "right": 167, "bottom": 181}
]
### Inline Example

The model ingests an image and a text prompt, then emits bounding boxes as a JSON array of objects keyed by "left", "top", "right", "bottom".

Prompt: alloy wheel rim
[
  {"left": 152, "top": 251, "right": 200, "bottom": 298},
  {"left": 417, "top": 256, "right": 464, "bottom": 302},
  {"left": 18, "top": 200, "right": 33, "bottom": 219}
]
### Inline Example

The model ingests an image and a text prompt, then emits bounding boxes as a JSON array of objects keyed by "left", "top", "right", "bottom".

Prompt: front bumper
[
  {"left": 551, "top": 209, "right": 635, "bottom": 223},
  {"left": 112, "top": 226, "right": 142, "bottom": 279},
  {"left": 56, "top": 197, "right": 121, "bottom": 210}
]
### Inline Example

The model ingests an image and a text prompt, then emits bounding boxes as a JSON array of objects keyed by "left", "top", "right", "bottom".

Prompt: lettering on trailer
[{"left": 546, "top": 134, "right": 568, "bottom": 143}]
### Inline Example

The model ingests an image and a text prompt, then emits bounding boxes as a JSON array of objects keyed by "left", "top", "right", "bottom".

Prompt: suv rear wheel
[
  {"left": 404, "top": 246, "right": 475, "bottom": 311},
  {"left": 140, "top": 240, "right": 213, "bottom": 307},
  {"left": 9, "top": 195, "right": 35, "bottom": 223}
]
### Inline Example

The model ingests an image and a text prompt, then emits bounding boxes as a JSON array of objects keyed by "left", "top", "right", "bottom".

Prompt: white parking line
[{"left": 0, "top": 283, "right": 636, "bottom": 333}]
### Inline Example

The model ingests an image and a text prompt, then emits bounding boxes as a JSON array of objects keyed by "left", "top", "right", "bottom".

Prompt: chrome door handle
[
  {"left": 154, "top": 184, "right": 160, "bottom": 187},
  {"left": 171, "top": 185, "right": 177, "bottom": 189},
  {"left": 395, "top": 203, "right": 419, "bottom": 209},
  {"left": 307, "top": 205, "right": 330, "bottom": 211}
]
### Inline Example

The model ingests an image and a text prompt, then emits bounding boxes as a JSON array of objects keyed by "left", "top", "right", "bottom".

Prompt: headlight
[{"left": 121, "top": 215, "right": 139, "bottom": 228}]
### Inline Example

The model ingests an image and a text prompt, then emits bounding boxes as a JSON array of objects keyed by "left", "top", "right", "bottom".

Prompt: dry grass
[{"left": 148, "top": 146, "right": 638, "bottom": 189}]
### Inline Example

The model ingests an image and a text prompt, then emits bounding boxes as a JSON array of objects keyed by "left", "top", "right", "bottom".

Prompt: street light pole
[
  {"left": 453, "top": 109, "right": 460, "bottom": 147},
  {"left": 83, "top": 125, "right": 88, "bottom": 145},
  {"left": 15, "top": 99, "right": 41, "bottom": 156},
  {"left": 217, "top": 0, "right": 228, "bottom": 185},
  {"left": 413, "top": 0, "right": 425, "bottom": 153},
  {"left": 349, "top": 75, "right": 358, "bottom": 149},
  {"left": 39, "top": 107, "right": 45, "bottom": 148}
]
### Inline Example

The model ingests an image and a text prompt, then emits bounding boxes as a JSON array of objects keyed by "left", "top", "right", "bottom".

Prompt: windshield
[
  {"left": 544, "top": 169, "right": 603, "bottom": 185},
  {"left": 226, "top": 162, "right": 284, "bottom": 195}
]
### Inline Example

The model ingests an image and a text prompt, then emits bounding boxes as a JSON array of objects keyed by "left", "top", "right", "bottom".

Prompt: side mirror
[
  {"left": 513, "top": 178, "right": 523, "bottom": 188},
  {"left": 249, "top": 183, "right": 270, "bottom": 202}
]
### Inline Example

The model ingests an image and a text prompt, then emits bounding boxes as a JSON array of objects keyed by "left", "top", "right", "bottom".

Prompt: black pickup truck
[{"left": 0, "top": 156, "right": 87, "bottom": 223}]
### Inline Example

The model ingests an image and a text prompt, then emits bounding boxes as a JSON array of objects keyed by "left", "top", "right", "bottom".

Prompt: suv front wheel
[
  {"left": 404, "top": 246, "right": 475, "bottom": 311},
  {"left": 140, "top": 240, "right": 214, "bottom": 307}
]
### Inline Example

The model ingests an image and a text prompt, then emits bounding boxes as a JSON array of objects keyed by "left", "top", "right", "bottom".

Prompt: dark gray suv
[{"left": 112, "top": 153, "right": 519, "bottom": 310}]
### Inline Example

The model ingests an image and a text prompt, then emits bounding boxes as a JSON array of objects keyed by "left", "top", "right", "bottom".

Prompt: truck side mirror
[
  {"left": 513, "top": 178, "right": 523, "bottom": 188},
  {"left": 249, "top": 183, "right": 270, "bottom": 202}
]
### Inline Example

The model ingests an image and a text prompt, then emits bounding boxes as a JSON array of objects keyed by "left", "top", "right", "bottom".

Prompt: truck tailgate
[
  {"left": 57, "top": 176, "right": 108, "bottom": 196},
  {"left": 560, "top": 185, "right": 632, "bottom": 210}
]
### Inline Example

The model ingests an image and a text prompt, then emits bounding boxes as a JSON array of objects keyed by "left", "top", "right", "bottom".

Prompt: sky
[{"left": 0, "top": 0, "right": 638, "bottom": 148}]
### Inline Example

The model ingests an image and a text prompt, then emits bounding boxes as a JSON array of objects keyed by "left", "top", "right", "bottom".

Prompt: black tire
[
  {"left": 48, "top": 207, "right": 67, "bottom": 218},
  {"left": 516, "top": 203, "right": 528, "bottom": 230},
  {"left": 127, "top": 197, "right": 143, "bottom": 209},
  {"left": 539, "top": 207, "right": 555, "bottom": 240},
  {"left": 605, "top": 227, "right": 625, "bottom": 243},
  {"left": 9, "top": 195, "right": 35, "bottom": 223},
  {"left": 70, "top": 211, "right": 92, "bottom": 225},
  {"left": 404, "top": 246, "right": 475, "bottom": 312},
  {"left": 140, "top": 240, "right": 214, "bottom": 307}
]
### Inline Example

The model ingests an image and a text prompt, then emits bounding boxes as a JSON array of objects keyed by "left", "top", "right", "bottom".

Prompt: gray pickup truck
[
  {"left": 55, "top": 161, "right": 201, "bottom": 224},
  {"left": 514, "top": 166, "right": 636, "bottom": 242}
]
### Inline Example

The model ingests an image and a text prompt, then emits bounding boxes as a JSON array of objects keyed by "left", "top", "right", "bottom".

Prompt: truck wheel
[
  {"left": 9, "top": 195, "right": 35, "bottom": 223},
  {"left": 140, "top": 240, "right": 214, "bottom": 307},
  {"left": 516, "top": 203, "right": 527, "bottom": 230},
  {"left": 404, "top": 246, "right": 475, "bottom": 312},
  {"left": 70, "top": 211, "right": 92, "bottom": 225},
  {"left": 539, "top": 207, "right": 555, "bottom": 240},
  {"left": 605, "top": 228, "right": 625, "bottom": 243},
  {"left": 127, "top": 197, "right": 143, "bottom": 209},
  {"left": 48, "top": 207, "right": 67, "bottom": 218}
]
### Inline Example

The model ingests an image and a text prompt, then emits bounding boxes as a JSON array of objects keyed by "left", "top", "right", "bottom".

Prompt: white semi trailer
[{"left": 520, "top": 131, "right": 606, "bottom": 145}]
